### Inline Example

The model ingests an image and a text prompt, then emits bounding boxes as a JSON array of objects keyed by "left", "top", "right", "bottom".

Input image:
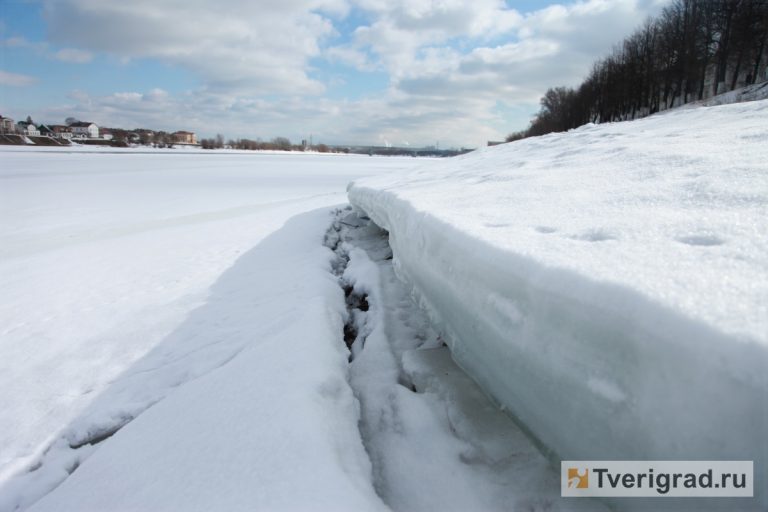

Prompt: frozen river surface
[{"left": 0, "top": 148, "right": 419, "bottom": 502}]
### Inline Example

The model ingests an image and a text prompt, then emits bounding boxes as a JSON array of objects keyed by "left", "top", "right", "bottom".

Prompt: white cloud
[
  {"left": 39, "top": 86, "right": 501, "bottom": 148},
  {"left": 0, "top": 70, "right": 37, "bottom": 87},
  {"left": 325, "top": 46, "right": 377, "bottom": 71},
  {"left": 42, "top": 0, "right": 346, "bottom": 95},
  {"left": 351, "top": 0, "right": 666, "bottom": 115},
  {"left": 2, "top": 36, "right": 48, "bottom": 52},
  {"left": 29, "top": 0, "right": 669, "bottom": 145},
  {"left": 3, "top": 36, "right": 95, "bottom": 64},
  {"left": 54, "top": 48, "right": 93, "bottom": 63}
]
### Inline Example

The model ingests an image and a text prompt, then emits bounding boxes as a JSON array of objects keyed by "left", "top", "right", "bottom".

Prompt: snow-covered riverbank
[
  {"left": 349, "top": 99, "right": 768, "bottom": 510},
  {"left": 0, "top": 149, "right": 419, "bottom": 509},
  {"left": 2, "top": 98, "right": 766, "bottom": 511}
]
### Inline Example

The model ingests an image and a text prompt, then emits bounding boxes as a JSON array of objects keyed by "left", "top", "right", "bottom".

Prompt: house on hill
[
  {"left": 17, "top": 121, "right": 40, "bottom": 137},
  {"left": 51, "top": 125, "right": 73, "bottom": 139},
  {"left": 38, "top": 124, "right": 56, "bottom": 137},
  {"left": 0, "top": 115, "right": 16, "bottom": 133},
  {"left": 134, "top": 129, "right": 155, "bottom": 144},
  {"left": 69, "top": 121, "right": 99, "bottom": 138},
  {"left": 172, "top": 131, "right": 197, "bottom": 144}
]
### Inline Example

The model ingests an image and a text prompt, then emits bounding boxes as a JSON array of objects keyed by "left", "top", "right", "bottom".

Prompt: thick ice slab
[
  {"left": 328, "top": 209, "right": 605, "bottom": 511},
  {"left": 349, "top": 100, "right": 768, "bottom": 508}
]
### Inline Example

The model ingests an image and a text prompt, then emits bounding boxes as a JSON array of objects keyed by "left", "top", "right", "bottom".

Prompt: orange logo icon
[{"left": 568, "top": 468, "right": 589, "bottom": 489}]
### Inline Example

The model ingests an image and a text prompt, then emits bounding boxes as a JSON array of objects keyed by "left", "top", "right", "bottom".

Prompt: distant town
[{"left": 0, "top": 115, "right": 473, "bottom": 157}]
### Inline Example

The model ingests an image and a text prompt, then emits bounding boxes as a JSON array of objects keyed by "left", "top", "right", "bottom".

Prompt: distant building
[
  {"left": 17, "top": 121, "right": 40, "bottom": 137},
  {"left": 51, "top": 125, "right": 73, "bottom": 139},
  {"left": 134, "top": 129, "right": 155, "bottom": 144},
  {"left": 69, "top": 121, "right": 99, "bottom": 138},
  {"left": 38, "top": 124, "right": 56, "bottom": 137},
  {"left": 172, "top": 131, "right": 197, "bottom": 144},
  {"left": 0, "top": 115, "right": 15, "bottom": 133}
]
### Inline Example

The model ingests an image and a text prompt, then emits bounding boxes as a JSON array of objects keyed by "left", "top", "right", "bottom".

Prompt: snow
[
  {"left": 23, "top": 209, "right": 387, "bottom": 512},
  {"left": 2, "top": 99, "right": 766, "bottom": 511},
  {"left": 0, "top": 147, "right": 416, "bottom": 510},
  {"left": 694, "top": 81, "right": 768, "bottom": 108},
  {"left": 329, "top": 210, "right": 603, "bottom": 511},
  {"left": 349, "top": 100, "right": 768, "bottom": 508}
]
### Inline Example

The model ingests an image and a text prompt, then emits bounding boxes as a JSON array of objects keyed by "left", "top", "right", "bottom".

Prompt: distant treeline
[
  {"left": 199, "top": 135, "right": 472, "bottom": 156},
  {"left": 198, "top": 134, "right": 342, "bottom": 153},
  {"left": 508, "top": 0, "right": 768, "bottom": 141}
]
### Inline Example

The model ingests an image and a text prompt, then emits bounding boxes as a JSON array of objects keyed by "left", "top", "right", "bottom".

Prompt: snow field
[
  {"left": 3, "top": 97, "right": 766, "bottom": 511},
  {"left": 348, "top": 100, "right": 768, "bottom": 510},
  {"left": 0, "top": 148, "right": 417, "bottom": 509},
  {"left": 22, "top": 209, "right": 387, "bottom": 512}
]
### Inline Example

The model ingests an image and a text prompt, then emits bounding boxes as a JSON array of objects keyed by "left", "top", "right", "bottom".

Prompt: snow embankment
[
  {"left": 13, "top": 209, "right": 386, "bottom": 512},
  {"left": 348, "top": 100, "right": 768, "bottom": 502},
  {"left": 695, "top": 81, "right": 768, "bottom": 107},
  {"left": 328, "top": 209, "right": 601, "bottom": 511},
  {"left": 0, "top": 150, "right": 416, "bottom": 510}
]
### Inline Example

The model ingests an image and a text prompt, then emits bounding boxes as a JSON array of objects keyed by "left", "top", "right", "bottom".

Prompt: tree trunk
[
  {"left": 751, "top": 29, "right": 767, "bottom": 84},
  {"left": 731, "top": 50, "right": 744, "bottom": 90}
]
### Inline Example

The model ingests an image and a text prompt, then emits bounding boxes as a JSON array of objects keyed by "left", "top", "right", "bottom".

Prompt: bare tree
[{"left": 508, "top": 0, "right": 768, "bottom": 142}]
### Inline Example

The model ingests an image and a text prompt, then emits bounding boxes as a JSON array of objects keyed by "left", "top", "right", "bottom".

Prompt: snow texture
[
  {"left": 349, "top": 100, "right": 768, "bottom": 509},
  {"left": 0, "top": 148, "right": 415, "bottom": 510},
  {"left": 694, "top": 81, "right": 768, "bottom": 108},
  {"left": 328, "top": 209, "right": 604, "bottom": 511},
  {"left": 21, "top": 209, "right": 387, "bottom": 512}
]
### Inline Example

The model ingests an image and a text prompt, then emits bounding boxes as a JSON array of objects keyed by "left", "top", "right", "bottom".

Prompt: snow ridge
[
  {"left": 325, "top": 208, "right": 603, "bottom": 511},
  {"left": 348, "top": 100, "right": 768, "bottom": 510},
  {"left": 5, "top": 209, "right": 387, "bottom": 512}
]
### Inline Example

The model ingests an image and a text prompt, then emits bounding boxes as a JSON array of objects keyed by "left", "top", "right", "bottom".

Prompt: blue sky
[{"left": 0, "top": 0, "right": 667, "bottom": 147}]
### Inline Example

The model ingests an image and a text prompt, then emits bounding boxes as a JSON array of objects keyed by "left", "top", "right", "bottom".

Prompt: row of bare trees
[
  {"left": 200, "top": 135, "right": 338, "bottom": 152},
  {"left": 509, "top": 0, "right": 768, "bottom": 140},
  {"left": 221, "top": 136, "right": 294, "bottom": 151}
]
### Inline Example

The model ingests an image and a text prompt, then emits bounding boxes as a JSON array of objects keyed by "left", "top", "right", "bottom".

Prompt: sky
[{"left": 0, "top": 0, "right": 668, "bottom": 148}]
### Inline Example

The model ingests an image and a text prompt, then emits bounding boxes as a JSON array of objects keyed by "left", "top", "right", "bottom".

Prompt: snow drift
[
  {"left": 0, "top": 149, "right": 414, "bottom": 510},
  {"left": 349, "top": 100, "right": 768, "bottom": 507},
  {"left": 17, "top": 209, "right": 387, "bottom": 512}
]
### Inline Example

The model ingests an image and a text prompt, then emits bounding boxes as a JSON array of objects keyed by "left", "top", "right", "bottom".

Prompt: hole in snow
[
  {"left": 345, "top": 289, "right": 368, "bottom": 312},
  {"left": 571, "top": 229, "right": 617, "bottom": 242},
  {"left": 676, "top": 235, "right": 725, "bottom": 247},
  {"left": 397, "top": 374, "right": 417, "bottom": 393},
  {"left": 68, "top": 423, "right": 127, "bottom": 449},
  {"left": 325, "top": 208, "right": 373, "bottom": 361},
  {"left": 66, "top": 459, "right": 81, "bottom": 475},
  {"left": 343, "top": 323, "right": 358, "bottom": 350}
]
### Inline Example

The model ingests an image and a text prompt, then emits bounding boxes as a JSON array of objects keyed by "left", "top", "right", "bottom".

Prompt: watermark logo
[
  {"left": 561, "top": 461, "right": 753, "bottom": 498},
  {"left": 567, "top": 468, "right": 589, "bottom": 489}
]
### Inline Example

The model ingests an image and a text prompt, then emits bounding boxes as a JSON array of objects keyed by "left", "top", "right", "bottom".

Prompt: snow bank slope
[
  {"left": 349, "top": 101, "right": 768, "bottom": 496},
  {"left": 0, "top": 149, "right": 413, "bottom": 492},
  {"left": 22, "top": 209, "right": 386, "bottom": 512}
]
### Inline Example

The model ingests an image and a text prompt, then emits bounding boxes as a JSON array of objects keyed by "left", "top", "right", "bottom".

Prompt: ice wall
[{"left": 348, "top": 100, "right": 768, "bottom": 508}]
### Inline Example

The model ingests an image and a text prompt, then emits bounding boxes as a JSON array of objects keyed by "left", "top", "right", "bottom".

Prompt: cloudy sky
[{"left": 0, "top": 0, "right": 668, "bottom": 148}]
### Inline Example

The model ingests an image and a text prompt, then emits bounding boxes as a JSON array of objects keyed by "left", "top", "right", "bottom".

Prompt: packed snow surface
[
  {"left": 3, "top": 99, "right": 767, "bottom": 510},
  {"left": 349, "top": 100, "right": 768, "bottom": 506},
  {"left": 0, "top": 148, "right": 417, "bottom": 509},
  {"left": 24, "top": 209, "right": 388, "bottom": 512},
  {"left": 1, "top": 146, "right": 601, "bottom": 512}
]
